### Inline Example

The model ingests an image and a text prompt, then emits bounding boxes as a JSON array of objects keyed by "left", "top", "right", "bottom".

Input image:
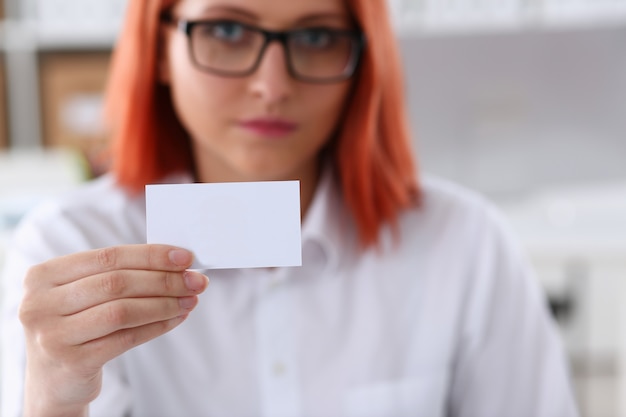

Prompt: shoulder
[
  {"left": 10, "top": 174, "right": 147, "bottom": 261},
  {"left": 404, "top": 174, "right": 509, "bottom": 235},
  {"left": 389, "top": 173, "right": 527, "bottom": 270},
  {"left": 23, "top": 173, "right": 143, "bottom": 228},
  {"left": 385, "top": 175, "right": 542, "bottom": 314}
]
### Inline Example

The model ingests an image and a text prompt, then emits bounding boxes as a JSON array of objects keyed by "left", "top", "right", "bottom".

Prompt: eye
[
  {"left": 207, "top": 21, "right": 247, "bottom": 42},
  {"left": 293, "top": 29, "right": 336, "bottom": 48}
]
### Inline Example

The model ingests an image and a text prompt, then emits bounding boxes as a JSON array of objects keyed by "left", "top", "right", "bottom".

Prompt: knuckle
[
  {"left": 155, "top": 318, "right": 177, "bottom": 337},
  {"left": 104, "top": 303, "right": 130, "bottom": 327},
  {"left": 18, "top": 289, "right": 43, "bottom": 327},
  {"left": 100, "top": 271, "right": 127, "bottom": 297},
  {"left": 159, "top": 318, "right": 176, "bottom": 334},
  {"left": 96, "top": 247, "right": 118, "bottom": 270},
  {"left": 17, "top": 297, "right": 36, "bottom": 326},
  {"left": 117, "top": 318, "right": 178, "bottom": 352},
  {"left": 162, "top": 271, "right": 178, "bottom": 293},
  {"left": 147, "top": 244, "right": 163, "bottom": 270},
  {"left": 118, "top": 329, "right": 139, "bottom": 350},
  {"left": 23, "top": 263, "right": 47, "bottom": 290},
  {"left": 26, "top": 325, "right": 67, "bottom": 360},
  {"left": 37, "top": 330, "right": 62, "bottom": 353}
]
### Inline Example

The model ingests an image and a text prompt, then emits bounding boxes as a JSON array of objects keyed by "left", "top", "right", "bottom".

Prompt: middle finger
[{"left": 56, "top": 269, "right": 208, "bottom": 316}]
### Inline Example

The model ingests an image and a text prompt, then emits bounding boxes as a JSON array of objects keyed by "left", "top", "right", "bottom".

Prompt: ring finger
[{"left": 61, "top": 295, "right": 198, "bottom": 346}]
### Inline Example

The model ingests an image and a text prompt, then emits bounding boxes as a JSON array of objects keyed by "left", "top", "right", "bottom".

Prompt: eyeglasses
[{"left": 161, "top": 16, "right": 366, "bottom": 83}]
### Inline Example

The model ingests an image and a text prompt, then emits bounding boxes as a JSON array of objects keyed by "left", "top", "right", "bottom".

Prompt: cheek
[
  {"left": 172, "top": 66, "right": 232, "bottom": 111},
  {"left": 168, "top": 42, "right": 241, "bottom": 132},
  {"left": 305, "top": 85, "right": 352, "bottom": 131}
]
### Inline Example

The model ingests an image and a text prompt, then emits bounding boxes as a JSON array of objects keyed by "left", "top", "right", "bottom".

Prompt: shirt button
[{"left": 273, "top": 362, "right": 286, "bottom": 377}]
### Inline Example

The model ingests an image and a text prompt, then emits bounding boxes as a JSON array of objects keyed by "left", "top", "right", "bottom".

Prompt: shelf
[
  {"left": 394, "top": 6, "right": 626, "bottom": 38},
  {"left": 0, "top": 20, "right": 117, "bottom": 51},
  {"left": 36, "top": 23, "right": 119, "bottom": 50}
]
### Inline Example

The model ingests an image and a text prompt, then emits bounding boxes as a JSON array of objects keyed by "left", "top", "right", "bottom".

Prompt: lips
[{"left": 239, "top": 118, "right": 298, "bottom": 138}]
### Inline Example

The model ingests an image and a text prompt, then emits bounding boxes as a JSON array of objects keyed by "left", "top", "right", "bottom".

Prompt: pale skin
[{"left": 18, "top": 0, "right": 354, "bottom": 416}]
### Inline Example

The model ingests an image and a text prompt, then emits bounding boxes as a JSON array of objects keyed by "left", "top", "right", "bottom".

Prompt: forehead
[{"left": 173, "top": 0, "right": 351, "bottom": 25}]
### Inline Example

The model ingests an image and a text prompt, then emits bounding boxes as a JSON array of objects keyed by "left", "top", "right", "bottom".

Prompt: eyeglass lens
[{"left": 189, "top": 21, "right": 359, "bottom": 80}]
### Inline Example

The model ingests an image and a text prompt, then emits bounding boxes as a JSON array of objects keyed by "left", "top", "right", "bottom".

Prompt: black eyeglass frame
[{"left": 161, "top": 15, "right": 367, "bottom": 84}]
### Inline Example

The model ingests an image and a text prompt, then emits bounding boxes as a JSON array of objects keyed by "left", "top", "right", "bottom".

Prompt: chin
[{"left": 235, "top": 160, "right": 303, "bottom": 183}]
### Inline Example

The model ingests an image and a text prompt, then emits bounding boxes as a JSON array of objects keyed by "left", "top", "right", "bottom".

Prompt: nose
[{"left": 248, "top": 42, "right": 294, "bottom": 105}]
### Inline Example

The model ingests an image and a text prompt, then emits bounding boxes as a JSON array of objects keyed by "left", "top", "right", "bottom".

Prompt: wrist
[
  {"left": 23, "top": 399, "right": 89, "bottom": 417},
  {"left": 23, "top": 367, "right": 96, "bottom": 417}
]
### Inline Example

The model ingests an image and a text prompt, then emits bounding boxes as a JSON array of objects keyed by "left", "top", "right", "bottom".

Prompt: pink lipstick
[{"left": 239, "top": 118, "right": 298, "bottom": 138}]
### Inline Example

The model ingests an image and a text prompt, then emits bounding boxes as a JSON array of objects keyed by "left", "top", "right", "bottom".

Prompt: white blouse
[{"left": 1, "top": 169, "right": 579, "bottom": 417}]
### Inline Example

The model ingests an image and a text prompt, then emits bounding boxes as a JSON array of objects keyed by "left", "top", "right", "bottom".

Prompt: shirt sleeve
[
  {"left": 448, "top": 205, "right": 580, "bottom": 417},
  {"left": 0, "top": 205, "right": 132, "bottom": 417},
  {"left": 1, "top": 246, "right": 29, "bottom": 417}
]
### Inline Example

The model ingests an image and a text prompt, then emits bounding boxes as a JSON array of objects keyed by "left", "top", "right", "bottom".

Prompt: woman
[{"left": 2, "top": 0, "right": 578, "bottom": 416}]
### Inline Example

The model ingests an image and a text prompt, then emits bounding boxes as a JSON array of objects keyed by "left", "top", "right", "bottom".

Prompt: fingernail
[
  {"left": 184, "top": 271, "right": 208, "bottom": 292},
  {"left": 179, "top": 296, "right": 197, "bottom": 310},
  {"left": 169, "top": 249, "right": 193, "bottom": 267}
]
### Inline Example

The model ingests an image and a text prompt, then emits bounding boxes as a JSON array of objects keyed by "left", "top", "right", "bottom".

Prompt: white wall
[{"left": 397, "top": 24, "right": 626, "bottom": 200}]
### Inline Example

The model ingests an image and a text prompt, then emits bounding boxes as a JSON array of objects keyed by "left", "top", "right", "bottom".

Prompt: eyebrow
[
  {"left": 201, "top": 5, "right": 257, "bottom": 20},
  {"left": 200, "top": 5, "right": 349, "bottom": 25},
  {"left": 297, "top": 13, "right": 349, "bottom": 25}
]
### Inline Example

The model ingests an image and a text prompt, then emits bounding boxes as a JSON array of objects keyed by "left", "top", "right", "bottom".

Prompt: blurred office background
[{"left": 0, "top": 0, "right": 625, "bottom": 416}]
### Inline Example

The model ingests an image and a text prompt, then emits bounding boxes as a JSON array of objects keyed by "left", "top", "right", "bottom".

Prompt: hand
[{"left": 18, "top": 244, "right": 208, "bottom": 417}]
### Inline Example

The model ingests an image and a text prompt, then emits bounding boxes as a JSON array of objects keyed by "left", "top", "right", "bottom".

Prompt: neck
[{"left": 192, "top": 155, "right": 322, "bottom": 221}]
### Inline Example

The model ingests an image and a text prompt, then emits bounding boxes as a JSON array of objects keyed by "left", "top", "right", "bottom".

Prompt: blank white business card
[{"left": 146, "top": 181, "right": 302, "bottom": 270}]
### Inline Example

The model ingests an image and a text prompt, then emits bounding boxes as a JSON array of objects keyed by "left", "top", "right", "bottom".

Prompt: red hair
[{"left": 105, "top": 0, "right": 419, "bottom": 247}]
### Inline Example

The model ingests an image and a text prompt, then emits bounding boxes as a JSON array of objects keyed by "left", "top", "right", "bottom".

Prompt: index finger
[{"left": 29, "top": 245, "right": 194, "bottom": 287}]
